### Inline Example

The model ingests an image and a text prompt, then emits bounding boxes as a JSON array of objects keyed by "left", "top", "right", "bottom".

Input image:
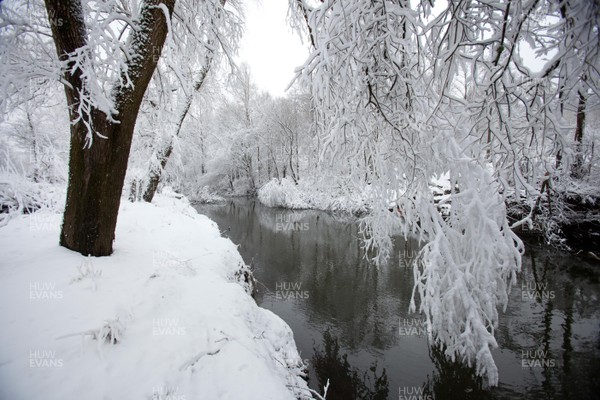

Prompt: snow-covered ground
[{"left": 0, "top": 193, "right": 310, "bottom": 399}]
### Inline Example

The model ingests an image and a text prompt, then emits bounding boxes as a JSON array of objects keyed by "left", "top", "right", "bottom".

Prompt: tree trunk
[
  {"left": 270, "top": 148, "right": 279, "bottom": 179},
  {"left": 200, "top": 132, "right": 206, "bottom": 175},
  {"left": 27, "top": 111, "right": 39, "bottom": 183},
  {"left": 143, "top": 143, "right": 174, "bottom": 203},
  {"left": 571, "top": 90, "right": 586, "bottom": 179},
  {"left": 46, "top": 0, "right": 175, "bottom": 256},
  {"left": 142, "top": 64, "right": 212, "bottom": 203},
  {"left": 256, "top": 146, "right": 261, "bottom": 185},
  {"left": 295, "top": 132, "right": 299, "bottom": 181},
  {"left": 288, "top": 153, "right": 298, "bottom": 184}
]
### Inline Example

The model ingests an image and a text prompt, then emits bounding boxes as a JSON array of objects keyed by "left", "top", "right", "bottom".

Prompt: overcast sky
[
  {"left": 237, "top": 1, "right": 551, "bottom": 96},
  {"left": 237, "top": 0, "right": 310, "bottom": 97}
]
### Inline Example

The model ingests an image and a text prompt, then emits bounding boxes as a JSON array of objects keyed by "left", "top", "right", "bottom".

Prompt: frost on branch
[
  {"left": 1, "top": 0, "right": 149, "bottom": 147},
  {"left": 409, "top": 136, "right": 523, "bottom": 387},
  {"left": 257, "top": 178, "right": 309, "bottom": 209},
  {"left": 289, "top": 0, "right": 531, "bottom": 385},
  {"left": 127, "top": 0, "right": 243, "bottom": 199},
  {"left": 0, "top": 1, "right": 63, "bottom": 118}
]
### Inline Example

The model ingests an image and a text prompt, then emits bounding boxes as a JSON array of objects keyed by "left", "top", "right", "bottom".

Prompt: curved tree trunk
[
  {"left": 143, "top": 143, "right": 174, "bottom": 203},
  {"left": 142, "top": 64, "right": 212, "bottom": 203},
  {"left": 45, "top": 0, "right": 175, "bottom": 256},
  {"left": 141, "top": 0, "right": 227, "bottom": 203}
]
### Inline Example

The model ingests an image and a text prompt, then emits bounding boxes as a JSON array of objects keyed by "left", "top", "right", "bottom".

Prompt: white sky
[
  {"left": 237, "top": 1, "right": 553, "bottom": 96},
  {"left": 237, "top": 0, "right": 310, "bottom": 97}
]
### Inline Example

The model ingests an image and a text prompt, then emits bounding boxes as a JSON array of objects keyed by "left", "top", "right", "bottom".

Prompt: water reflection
[
  {"left": 493, "top": 244, "right": 600, "bottom": 400},
  {"left": 195, "top": 199, "right": 600, "bottom": 400},
  {"left": 422, "top": 345, "right": 487, "bottom": 400},
  {"left": 312, "top": 330, "right": 389, "bottom": 400}
]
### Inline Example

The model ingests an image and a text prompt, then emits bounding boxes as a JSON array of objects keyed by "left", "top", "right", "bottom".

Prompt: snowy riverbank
[
  {"left": 256, "top": 177, "right": 600, "bottom": 257},
  {"left": 0, "top": 193, "right": 310, "bottom": 399},
  {"left": 257, "top": 177, "right": 371, "bottom": 215}
]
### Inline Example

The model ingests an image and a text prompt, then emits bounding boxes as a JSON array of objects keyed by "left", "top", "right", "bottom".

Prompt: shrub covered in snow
[
  {"left": 189, "top": 185, "right": 225, "bottom": 204},
  {"left": 316, "top": 184, "right": 371, "bottom": 215},
  {"left": 257, "top": 178, "right": 309, "bottom": 209},
  {"left": 0, "top": 163, "right": 64, "bottom": 227},
  {"left": 258, "top": 176, "right": 372, "bottom": 215}
]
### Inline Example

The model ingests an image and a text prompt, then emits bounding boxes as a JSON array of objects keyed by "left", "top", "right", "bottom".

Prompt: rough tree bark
[{"left": 45, "top": 0, "right": 175, "bottom": 256}]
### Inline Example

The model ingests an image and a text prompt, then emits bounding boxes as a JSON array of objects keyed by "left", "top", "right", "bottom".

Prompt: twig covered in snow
[{"left": 178, "top": 348, "right": 222, "bottom": 371}]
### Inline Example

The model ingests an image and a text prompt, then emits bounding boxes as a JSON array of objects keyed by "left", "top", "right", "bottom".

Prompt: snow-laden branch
[
  {"left": 289, "top": 0, "right": 598, "bottom": 386},
  {"left": 127, "top": 0, "right": 244, "bottom": 201}
]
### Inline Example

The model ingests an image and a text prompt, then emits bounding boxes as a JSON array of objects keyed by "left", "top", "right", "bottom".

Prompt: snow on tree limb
[
  {"left": 129, "top": 0, "right": 243, "bottom": 201},
  {"left": 289, "top": 0, "right": 597, "bottom": 385},
  {"left": 2, "top": 0, "right": 177, "bottom": 147}
]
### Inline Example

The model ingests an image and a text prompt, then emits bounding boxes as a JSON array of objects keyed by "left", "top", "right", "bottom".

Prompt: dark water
[{"left": 195, "top": 199, "right": 600, "bottom": 400}]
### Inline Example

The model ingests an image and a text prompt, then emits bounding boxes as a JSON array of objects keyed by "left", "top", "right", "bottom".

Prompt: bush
[
  {"left": 257, "top": 178, "right": 308, "bottom": 209},
  {"left": 0, "top": 159, "right": 64, "bottom": 226}
]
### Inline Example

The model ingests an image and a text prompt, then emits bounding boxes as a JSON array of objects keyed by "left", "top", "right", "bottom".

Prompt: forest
[{"left": 0, "top": 0, "right": 599, "bottom": 398}]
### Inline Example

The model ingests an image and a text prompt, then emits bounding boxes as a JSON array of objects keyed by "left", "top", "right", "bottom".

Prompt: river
[{"left": 195, "top": 198, "right": 599, "bottom": 400}]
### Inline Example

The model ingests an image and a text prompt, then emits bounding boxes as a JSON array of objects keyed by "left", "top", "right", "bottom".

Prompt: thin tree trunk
[
  {"left": 142, "top": 64, "right": 211, "bottom": 202},
  {"left": 46, "top": 0, "right": 175, "bottom": 256},
  {"left": 571, "top": 90, "right": 586, "bottom": 178},
  {"left": 142, "top": 98, "right": 190, "bottom": 203},
  {"left": 200, "top": 133, "right": 206, "bottom": 174},
  {"left": 143, "top": 143, "right": 175, "bottom": 203},
  {"left": 294, "top": 130, "right": 299, "bottom": 181},
  {"left": 288, "top": 152, "right": 298, "bottom": 184},
  {"left": 27, "top": 111, "right": 39, "bottom": 183},
  {"left": 257, "top": 145, "right": 261, "bottom": 185}
]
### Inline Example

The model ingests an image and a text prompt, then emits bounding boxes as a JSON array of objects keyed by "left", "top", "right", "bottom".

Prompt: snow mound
[
  {"left": 0, "top": 194, "right": 310, "bottom": 399},
  {"left": 257, "top": 178, "right": 309, "bottom": 209}
]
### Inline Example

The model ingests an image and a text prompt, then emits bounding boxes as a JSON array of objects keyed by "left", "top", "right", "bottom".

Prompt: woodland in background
[{"left": 1, "top": 0, "right": 599, "bottom": 387}]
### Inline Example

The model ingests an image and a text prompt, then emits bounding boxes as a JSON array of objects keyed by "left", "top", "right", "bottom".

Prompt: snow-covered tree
[
  {"left": 0, "top": 0, "right": 178, "bottom": 256},
  {"left": 0, "top": 0, "right": 244, "bottom": 256},
  {"left": 289, "top": 0, "right": 599, "bottom": 386},
  {"left": 133, "top": 0, "right": 242, "bottom": 203},
  {"left": 180, "top": 71, "right": 315, "bottom": 197}
]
